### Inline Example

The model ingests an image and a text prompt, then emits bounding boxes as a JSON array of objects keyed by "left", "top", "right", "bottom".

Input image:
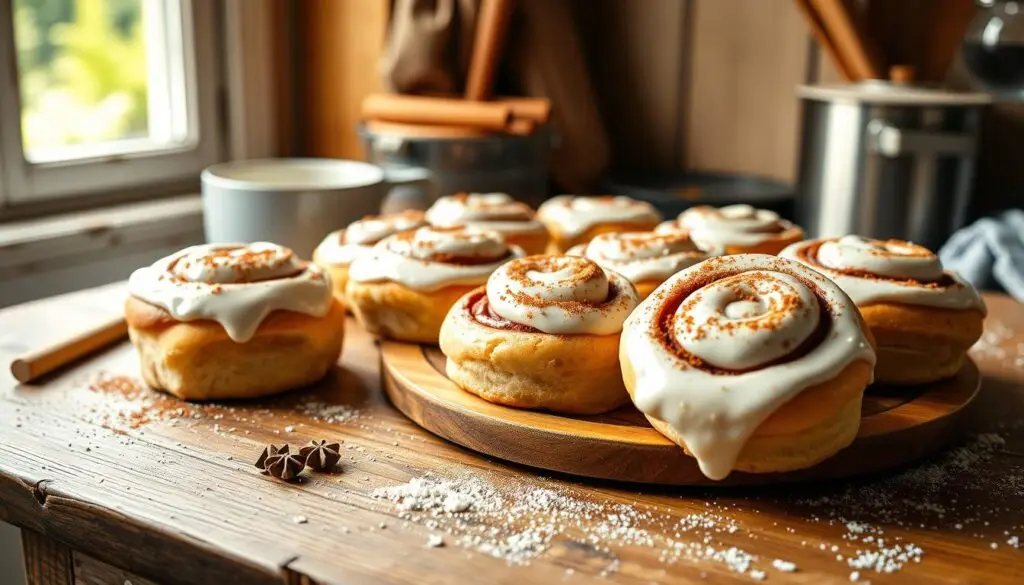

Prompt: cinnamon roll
[
  {"left": 313, "top": 210, "right": 426, "bottom": 303},
  {"left": 781, "top": 236, "right": 986, "bottom": 384},
  {"left": 425, "top": 193, "right": 550, "bottom": 254},
  {"left": 567, "top": 231, "right": 717, "bottom": 299},
  {"left": 620, "top": 254, "right": 876, "bottom": 479},
  {"left": 656, "top": 204, "right": 804, "bottom": 255},
  {"left": 125, "top": 243, "right": 345, "bottom": 400},
  {"left": 537, "top": 195, "right": 662, "bottom": 253},
  {"left": 346, "top": 225, "right": 524, "bottom": 343},
  {"left": 440, "top": 255, "right": 640, "bottom": 414}
]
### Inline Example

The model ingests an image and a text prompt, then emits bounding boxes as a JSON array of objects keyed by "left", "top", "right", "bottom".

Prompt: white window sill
[{"left": 0, "top": 196, "right": 204, "bottom": 306}]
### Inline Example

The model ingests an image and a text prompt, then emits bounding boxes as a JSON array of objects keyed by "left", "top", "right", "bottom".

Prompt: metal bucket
[
  {"left": 796, "top": 82, "right": 991, "bottom": 250},
  {"left": 359, "top": 124, "right": 551, "bottom": 208}
]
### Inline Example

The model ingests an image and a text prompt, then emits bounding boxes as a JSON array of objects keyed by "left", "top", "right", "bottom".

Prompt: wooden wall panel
[
  {"left": 683, "top": 0, "right": 812, "bottom": 182},
  {"left": 295, "top": 0, "right": 391, "bottom": 159},
  {"left": 576, "top": 0, "right": 687, "bottom": 170}
]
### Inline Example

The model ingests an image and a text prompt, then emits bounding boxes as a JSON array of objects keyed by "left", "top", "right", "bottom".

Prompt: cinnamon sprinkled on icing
[
  {"left": 621, "top": 254, "right": 875, "bottom": 480},
  {"left": 129, "top": 243, "right": 332, "bottom": 342},
  {"left": 656, "top": 204, "right": 794, "bottom": 248},
  {"left": 348, "top": 225, "right": 524, "bottom": 291},
  {"left": 567, "top": 231, "right": 716, "bottom": 283},
  {"left": 482, "top": 255, "right": 639, "bottom": 335},
  {"left": 537, "top": 195, "right": 662, "bottom": 238},
  {"left": 780, "top": 236, "right": 986, "bottom": 312},
  {"left": 315, "top": 211, "right": 426, "bottom": 266}
]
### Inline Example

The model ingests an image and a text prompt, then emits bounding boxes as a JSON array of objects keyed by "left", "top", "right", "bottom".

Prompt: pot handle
[{"left": 866, "top": 120, "right": 976, "bottom": 157}]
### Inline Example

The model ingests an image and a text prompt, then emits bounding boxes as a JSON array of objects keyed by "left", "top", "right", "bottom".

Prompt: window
[{"left": 0, "top": 0, "right": 221, "bottom": 206}]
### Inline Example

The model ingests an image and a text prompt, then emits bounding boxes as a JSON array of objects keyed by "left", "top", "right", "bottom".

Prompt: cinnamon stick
[
  {"left": 465, "top": 0, "right": 515, "bottom": 101},
  {"left": 496, "top": 97, "right": 552, "bottom": 124},
  {"left": 809, "top": 0, "right": 884, "bottom": 80},
  {"left": 362, "top": 94, "right": 513, "bottom": 131},
  {"left": 11, "top": 317, "right": 128, "bottom": 384},
  {"left": 794, "top": 0, "right": 855, "bottom": 81}
]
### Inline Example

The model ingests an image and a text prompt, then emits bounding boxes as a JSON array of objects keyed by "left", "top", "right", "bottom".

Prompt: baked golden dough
[
  {"left": 623, "top": 357, "right": 872, "bottom": 474},
  {"left": 501, "top": 229, "right": 550, "bottom": 256},
  {"left": 312, "top": 250, "right": 349, "bottom": 304},
  {"left": 858, "top": 302, "right": 983, "bottom": 384},
  {"left": 346, "top": 280, "right": 475, "bottom": 344},
  {"left": 125, "top": 297, "right": 345, "bottom": 401},
  {"left": 780, "top": 236, "right": 986, "bottom": 385},
  {"left": 440, "top": 289, "right": 630, "bottom": 414},
  {"left": 618, "top": 254, "right": 877, "bottom": 478}
]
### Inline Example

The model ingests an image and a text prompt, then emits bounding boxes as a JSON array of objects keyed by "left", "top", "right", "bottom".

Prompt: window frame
[{"left": 0, "top": 0, "right": 223, "bottom": 207}]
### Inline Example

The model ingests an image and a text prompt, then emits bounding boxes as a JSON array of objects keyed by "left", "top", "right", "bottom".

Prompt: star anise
[
  {"left": 254, "top": 444, "right": 285, "bottom": 473},
  {"left": 300, "top": 439, "right": 342, "bottom": 471},
  {"left": 263, "top": 445, "right": 306, "bottom": 481}
]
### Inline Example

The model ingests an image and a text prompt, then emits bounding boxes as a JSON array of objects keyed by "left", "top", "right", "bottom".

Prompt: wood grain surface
[
  {"left": 1, "top": 283, "right": 1023, "bottom": 584},
  {"left": 380, "top": 342, "right": 980, "bottom": 486}
]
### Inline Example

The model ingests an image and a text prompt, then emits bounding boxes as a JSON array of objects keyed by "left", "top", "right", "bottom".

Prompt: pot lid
[{"left": 797, "top": 81, "right": 993, "bottom": 106}]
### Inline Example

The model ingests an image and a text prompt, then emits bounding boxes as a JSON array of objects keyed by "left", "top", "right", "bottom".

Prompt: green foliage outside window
[{"left": 14, "top": 0, "right": 148, "bottom": 152}]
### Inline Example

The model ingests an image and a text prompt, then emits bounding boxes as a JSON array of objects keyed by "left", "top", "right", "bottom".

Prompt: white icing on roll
[
  {"left": 537, "top": 195, "right": 662, "bottom": 238},
  {"left": 348, "top": 225, "right": 523, "bottom": 291},
  {"left": 621, "top": 254, "right": 875, "bottom": 480},
  {"left": 128, "top": 243, "right": 332, "bottom": 342},
  {"left": 314, "top": 211, "right": 425, "bottom": 265},
  {"left": 658, "top": 204, "right": 796, "bottom": 247},
  {"left": 426, "top": 193, "right": 546, "bottom": 236},
  {"left": 780, "top": 236, "right": 986, "bottom": 312},
  {"left": 485, "top": 255, "right": 639, "bottom": 335},
  {"left": 567, "top": 232, "right": 715, "bottom": 283}
]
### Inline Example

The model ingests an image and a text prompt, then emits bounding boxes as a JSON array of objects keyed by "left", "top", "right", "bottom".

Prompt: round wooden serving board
[{"left": 381, "top": 341, "right": 981, "bottom": 485}]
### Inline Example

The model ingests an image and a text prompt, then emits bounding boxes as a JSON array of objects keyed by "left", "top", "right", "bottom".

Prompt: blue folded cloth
[{"left": 939, "top": 209, "right": 1024, "bottom": 301}]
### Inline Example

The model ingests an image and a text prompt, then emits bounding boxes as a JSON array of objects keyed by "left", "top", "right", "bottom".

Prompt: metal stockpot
[
  {"left": 795, "top": 82, "right": 992, "bottom": 250},
  {"left": 359, "top": 123, "right": 551, "bottom": 208}
]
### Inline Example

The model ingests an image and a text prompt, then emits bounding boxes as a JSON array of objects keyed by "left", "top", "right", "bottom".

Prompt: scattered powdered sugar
[
  {"left": 372, "top": 429, "right": 1023, "bottom": 579},
  {"left": 294, "top": 399, "right": 361, "bottom": 424},
  {"left": 971, "top": 320, "right": 1023, "bottom": 370},
  {"left": 372, "top": 473, "right": 767, "bottom": 575},
  {"left": 772, "top": 559, "right": 797, "bottom": 572}
]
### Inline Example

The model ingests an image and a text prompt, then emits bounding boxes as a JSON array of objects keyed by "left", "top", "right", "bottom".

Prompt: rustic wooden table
[{"left": 1, "top": 284, "right": 1022, "bottom": 585}]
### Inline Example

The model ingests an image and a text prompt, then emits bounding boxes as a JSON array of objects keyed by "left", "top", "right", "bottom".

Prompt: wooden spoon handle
[{"left": 10, "top": 317, "right": 127, "bottom": 384}]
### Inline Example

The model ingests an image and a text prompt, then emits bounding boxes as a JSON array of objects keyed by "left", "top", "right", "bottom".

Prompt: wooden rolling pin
[{"left": 10, "top": 317, "right": 128, "bottom": 384}]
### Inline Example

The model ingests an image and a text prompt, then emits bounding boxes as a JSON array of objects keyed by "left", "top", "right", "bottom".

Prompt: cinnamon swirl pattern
[
  {"left": 425, "top": 193, "right": 549, "bottom": 254},
  {"left": 657, "top": 204, "right": 804, "bottom": 255},
  {"left": 782, "top": 236, "right": 985, "bottom": 384},
  {"left": 780, "top": 236, "right": 985, "bottom": 310},
  {"left": 346, "top": 226, "right": 524, "bottom": 342},
  {"left": 125, "top": 243, "right": 345, "bottom": 400},
  {"left": 620, "top": 254, "right": 876, "bottom": 479},
  {"left": 537, "top": 195, "right": 662, "bottom": 252},
  {"left": 440, "top": 255, "right": 640, "bottom": 414},
  {"left": 567, "top": 231, "right": 715, "bottom": 299}
]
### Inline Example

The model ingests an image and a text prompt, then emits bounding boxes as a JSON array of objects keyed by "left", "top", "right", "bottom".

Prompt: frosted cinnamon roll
[
  {"left": 537, "top": 195, "right": 662, "bottom": 253},
  {"left": 440, "top": 255, "right": 640, "bottom": 414},
  {"left": 781, "top": 236, "right": 985, "bottom": 384},
  {"left": 620, "top": 254, "right": 876, "bottom": 479},
  {"left": 656, "top": 204, "right": 804, "bottom": 255},
  {"left": 566, "top": 231, "right": 718, "bottom": 299},
  {"left": 346, "top": 225, "right": 524, "bottom": 343},
  {"left": 425, "top": 193, "right": 550, "bottom": 254},
  {"left": 313, "top": 210, "right": 426, "bottom": 303},
  {"left": 125, "top": 243, "right": 345, "bottom": 400}
]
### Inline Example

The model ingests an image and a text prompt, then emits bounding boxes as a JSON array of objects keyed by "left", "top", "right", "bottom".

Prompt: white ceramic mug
[{"left": 201, "top": 158, "right": 431, "bottom": 258}]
